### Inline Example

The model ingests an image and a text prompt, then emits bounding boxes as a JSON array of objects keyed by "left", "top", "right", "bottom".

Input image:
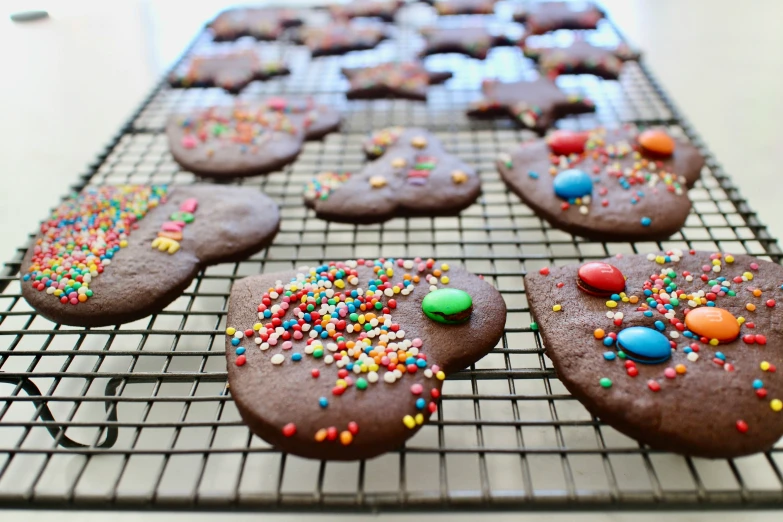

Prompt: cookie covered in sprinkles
[
  {"left": 225, "top": 258, "right": 506, "bottom": 460},
  {"left": 525, "top": 250, "right": 783, "bottom": 458},
  {"left": 21, "top": 185, "right": 280, "bottom": 327}
]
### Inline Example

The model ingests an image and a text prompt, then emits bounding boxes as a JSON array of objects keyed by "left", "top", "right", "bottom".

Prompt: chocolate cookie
[
  {"left": 304, "top": 128, "right": 481, "bottom": 223},
  {"left": 525, "top": 250, "right": 783, "bottom": 458},
  {"left": 513, "top": 1, "right": 604, "bottom": 35},
  {"left": 420, "top": 26, "right": 516, "bottom": 60},
  {"left": 496, "top": 126, "right": 705, "bottom": 241},
  {"left": 208, "top": 7, "right": 302, "bottom": 42},
  {"left": 225, "top": 257, "right": 506, "bottom": 460},
  {"left": 329, "top": 0, "right": 403, "bottom": 22},
  {"left": 523, "top": 39, "right": 640, "bottom": 80},
  {"left": 466, "top": 77, "right": 595, "bottom": 133},
  {"left": 293, "top": 23, "right": 387, "bottom": 57},
  {"left": 167, "top": 98, "right": 341, "bottom": 178},
  {"left": 342, "top": 62, "right": 453, "bottom": 101},
  {"left": 432, "top": 0, "right": 497, "bottom": 16},
  {"left": 21, "top": 185, "right": 280, "bottom": 327},
  {"left": 168, "top": 50, "right": 289, "bottom": 93}
]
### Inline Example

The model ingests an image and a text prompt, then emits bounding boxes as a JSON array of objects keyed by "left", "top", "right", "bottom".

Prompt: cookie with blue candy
[
  {"left": 496, "top": 125, "right": 704, "bottom": 241},
  {"left": 525, "top": 250, "right": 783, "bottom": 457}
]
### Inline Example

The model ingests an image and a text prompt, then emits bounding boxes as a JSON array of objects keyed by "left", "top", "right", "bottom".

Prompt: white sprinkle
[
  {"left": 346, "top": 324, "right": 354, "bottom": 333},
  {"left": 670, "top": 331, "right": 680, "bottom": 339},
  {"left": 388, "top": 331, "right": 397, "bottom": 340},
  {"left": 403, "top": 260, "right": 414, "bottom": 269},
  {"left": 327, "top": 342, "right": 338, "bottom": 352},
  {"left": 384, "top": 372, "right": 396, "bottom": 384},
  {"left": 305, "top": 345, "right": 315, "bottom": 354},
  {"left": 302, "top": 324, "right": 311, "bottom": 332},
  {"left": 606, "top": 311, "right": 614, "bottom": 319},
  {"left": 670, "top": 255, "right": 680, "bottom": 262},
  {"left": 384, "top": 288, "right": 394, "bottom": 297},
  {"left": 393, "top": 369, "right": 403, "bottom": 379},
  {"left": 270, "top": 292, "right": 279, "bottom": 299},
  {"left": 397, "top": 330, "right": 405, "bottom": 339},
  {"left": 685, "top": 275, "right": 694, "bottom": 282},
  {"left": 613, "top": 312, "right": 623, "bottom": 320},
  {"left": 234, "top": 331, "right": 244, "bottom": 339},
  {"left": 353, "top": 365, "right": 362, "bottom": 374},
  {"left": 424, "top": 369, "right": 433, "bottom": 378},
  {"left": 324, "top": 355, "right": 334, "bottom": 364},
  {"left": 271, "top": 354, "right": 284, "bottom": 365},
  {"left": 368, "top": 371, "right": 379, "bottom": 383},
  {"left": 687, "top": 352, "right": 699, "bottom": 362},
  {"left": 712, "top": 265, "right": 721, "bottom": 273},
  {"left": 579, "top": 206, "right": 589, "bottom": 215},
  {"left": 647, "top": 254, "right": 656, "bottom": 261},
  {"left": 336, "top": 359, "right": 345, "bottom": 368},
  {"left": 429, "top": 285, "right": 438, "bottom": 292}
]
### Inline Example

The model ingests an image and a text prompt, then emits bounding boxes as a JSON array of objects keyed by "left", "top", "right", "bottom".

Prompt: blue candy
[
  {"left": 654, "top": 320, "right": 665, "bottom": 331},
  {"left": 236, "top": 347, "right": 246, "bottom": 355},
  {"left": 616, "top": 327, "right": 671, "bottom": 364},
  {"left": 319, "top": 397, "right": 328, "bottom": 408},
  {"left": 231, "top": 338, "right": 240, "bottom": 346},
  {"left": 603, "top": 337, "right": 615, "bottom": 347},
  {"left": 416, "top": 398, "right": 426, "bottom": 409},
  {"left": 553, "top": 169, "right": 592, "bottom": 200},
  {"left": 753, "top": 379, "right": 764, "bottom": 389},
  {"left": 292, "top": 353, "right": 302, "bottom": 362},
  {"left": 603, "top": 351, "right": 616, "bottom": 361}
]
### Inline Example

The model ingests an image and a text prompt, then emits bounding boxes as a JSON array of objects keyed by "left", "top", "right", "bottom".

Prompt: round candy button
[
  {"left": 616, "top": 327, "right": 672, "bottom": 364},
  {"left": 684, "top": 307, "right": 740, "bottom": 342},
  {"left": 577, "top": 262, "right": 625, "bottom": 297},
  {"left": 553, "top": 169, "right": 592, "bottom": 200},
  {"left": 422, "top": 288, "right": 473, "bottom": 324},
  {"left": 638, "top": 129, "right": 675, "bottom": 156},
  {"left": 547, "top": 130, "right": 589, "bottom": 156}
]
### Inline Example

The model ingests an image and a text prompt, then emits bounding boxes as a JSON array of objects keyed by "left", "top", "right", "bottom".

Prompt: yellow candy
[
  {"left": 369, "top": 364, "right": 379, "bottom": 372},
  {"left": 772, "top": 399, "right": 783, "bottom": 413},
  {"left": 403, "top": 415, "right": 416, "bottom": 429},
  {"left": 151, "top": 236, "right": 180, "bottom": 254},
  {"left": 119, "top": 240, "right": 128, "bottom": 248},
  {"left": 335, "top": 279, "right": 345, "bottom": 289},
  {"left": 336, "top": 379, "right": 347, "bottom": 388},
  {"left": 744, "top": 272, "right": 754, "bottom": 281},
  {"left": 440, "top": 276, "right": 449, "bottom": 284},
  {"left": 761, "top": 361, "right": 771, "bottom": 371},
  {"left": 725, "top": 255, "right": 734, "bottom": 263},
  {"left": 441, "top": 264, "right": 450, "bottom": 271},
  {"left": 552, "top": 304, "right": 562, "bottom": 312},
  {"left": 605, "top": 301, "right": 617, "bottom": 308},
  {"left": 253, "top": 323, "right": 262, "bottom": 331},
  {"left": 226, "top": 327, "right": 236, "bottom": 336},
  {"left": 737, "top": 316, "right": 745, "bottom": 325},
  {"left": 712, "top": 259, "right": 721, "bottom": 266},
  {"left": 436, "top": 371, "right": 445, "bottom": 380},
  {"left": 655, "top": 256, "right": 665, "bottom": 264},
  {"left": 415, "top": 413, "right": 424, "bottom": 425},
  {"left": 709, "top": 339, "right": 719, "bottom": 346}
]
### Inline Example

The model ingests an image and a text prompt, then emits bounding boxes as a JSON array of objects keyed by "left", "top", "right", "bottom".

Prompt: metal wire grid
[{"left": 1, "top": 2, "right": 783, "bottom": 512}]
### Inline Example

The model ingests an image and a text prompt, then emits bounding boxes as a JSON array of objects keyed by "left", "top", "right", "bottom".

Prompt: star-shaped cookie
[
  {"left": 168, "top": 50, "right": 289, "bottom": 93},
  {"left": 329, "top": 0, "right": 403, "bottom": 22},
  {"left": 513, "top": 1, "right": 604, "bottom": 35},
  {"left": 467, "top": 78, "right": 595, "bottom": 133},
  {"left": 420, "top": 26, "right": 516, "bottom": 60},
  {"left": 293, "top": 23, "right": 387, "bottom": 57},
  {"left": 433, "top": 0, "right": 497, "bottom": 16},
  {"left": 342, "top": 62, "right": 453, "bottom": 101},
  {"left": 523, "top": 39, "right": 640, "bottom": 80},
  {"left": 208, "top": 7, "right": 302, "bottom": 41}
]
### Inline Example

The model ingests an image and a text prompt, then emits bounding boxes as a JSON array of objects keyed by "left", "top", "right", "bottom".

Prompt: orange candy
[
  {"left": 684, "top": 307, "right": 740, "bottom": 342},
  {"left": 638, "top": 129, "right": 675, "bottom": 156}
]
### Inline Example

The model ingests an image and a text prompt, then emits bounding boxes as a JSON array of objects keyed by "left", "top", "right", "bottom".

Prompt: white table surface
[{"left": 2, "top": 0, "right": 783, "bottom": 519}]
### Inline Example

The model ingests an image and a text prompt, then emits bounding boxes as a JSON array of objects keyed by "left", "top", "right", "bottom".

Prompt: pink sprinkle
[
  {"left": 431, "top": 364, "right": 440, "bottom": 373},
  {"left": 381, "top": 356, "right": 390, "bottom": 365},
  {"left": 268, "top": 338, "right": 278, "bottom": 346},
  {"left": 412, "top": 338, "right": 423, "bottom": 348},
  {"left": 266, "top": 96, "right": 287, "bottom": 111},
  {"left": 411, "top": 384, "right": 423, "bottom": 395},
  {"left": 701, "top": 265, "right": 711, "bottom": 272},
  {"left": 750, "top": 262, "right": 759, "bottom": 270},
  {"left": 345, "top": 376, "right": 354, "bottom": 386},
  {"left": 161, "top": 221, "right": 185, "bottom": 232},
  {"left": 293, "top": 331, "right": 303, "bottom": 340},
  {"left": 181, "top": 135, "right": 198, "bottom": 149},
  {"left": 179, "top": 198, "right": 198, "bottom": 213},
  {"left": 664, "top": 368, "right": 676, "bottom": 379},
  {"left": 418, "top": 263, "right": 426, "bottom": 272},
  {"left": 280, "top": 302, "right": 290, "bottom": 310},
  {"left": 282, "top": 341, "right": 293, "bottom": 350}
]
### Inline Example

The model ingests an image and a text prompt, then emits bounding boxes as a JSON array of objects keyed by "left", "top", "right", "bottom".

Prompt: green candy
[
  {"left": 170, "top": 211, "right": 194, "bottom": 223},
  {"left": 599, "top": 377, "right": 612, "bottom": 388},
  {"left": 422, "top": 288, "right": 473, "bottom": 325}
]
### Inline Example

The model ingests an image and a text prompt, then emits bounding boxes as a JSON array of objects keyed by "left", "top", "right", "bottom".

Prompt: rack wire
[{"left": 1, "top": 1, "right": 782, "bottom": 512}]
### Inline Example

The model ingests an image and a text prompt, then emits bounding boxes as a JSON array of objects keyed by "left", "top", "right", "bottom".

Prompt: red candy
[
  {"left": 647, "top": 380, "right": 661, "bottom": 392},
  {"left": 547, "top": 130, "right": 589, "bottom": 156},
  {"left": 282, "top": 423, "right": 297, "bottom": 437},
  {"left": 539, "top": 267, "right": 550, "bottom": 276},
  {"left": 235, "top": 355, "right": 246, "bottom": 366},
  {"left": 576, "top": 262, "right": 626, "bottom": 296},
  {"left": 736, "top": 420, "right": 749, "bottom": 434},
  {"left": 347, "top": 422, "right": 359, "bottom": 435},
  {"left": 311, "top": 369, "right": 320, "bottom": 378}
]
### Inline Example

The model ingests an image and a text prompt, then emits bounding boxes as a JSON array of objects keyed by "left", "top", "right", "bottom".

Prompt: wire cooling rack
[{"left": 1, "top": 1, "right": 783, "bottom": 512}]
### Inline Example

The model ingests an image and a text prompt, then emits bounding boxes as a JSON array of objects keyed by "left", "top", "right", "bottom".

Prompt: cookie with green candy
[{"left": 225, "top": 257, "right": 506, "bottom": 460}]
